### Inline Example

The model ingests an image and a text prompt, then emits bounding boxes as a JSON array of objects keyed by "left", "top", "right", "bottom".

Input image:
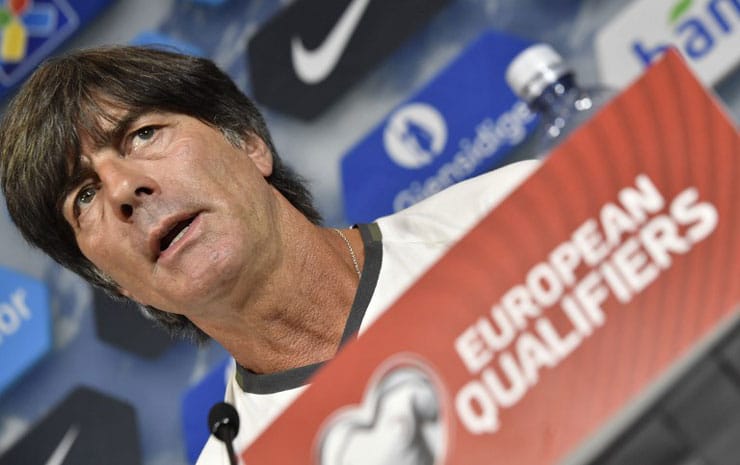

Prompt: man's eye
[
  {"left": 76, "top": 185, "right": 97, "bottom": 207},
  {"left": 134, "top": 126, "right": 157, "bottom": 141}
]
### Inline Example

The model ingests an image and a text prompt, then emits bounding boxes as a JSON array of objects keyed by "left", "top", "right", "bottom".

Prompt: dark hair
[{"left": 0, "top": 45, "right": 321, "bottom": 343}]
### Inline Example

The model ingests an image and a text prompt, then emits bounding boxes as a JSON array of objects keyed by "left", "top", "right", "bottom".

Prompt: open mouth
[{"left": 160, "top": 216, "right": 196, "bottom": 252}]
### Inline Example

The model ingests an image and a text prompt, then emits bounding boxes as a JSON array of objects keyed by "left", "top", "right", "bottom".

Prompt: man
[{"left": 0, "top": 46, "right": 537, "bottom": 463}]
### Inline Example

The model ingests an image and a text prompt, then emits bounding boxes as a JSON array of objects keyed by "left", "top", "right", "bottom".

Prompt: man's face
[{"left": 62, "top": 111, "right": 280, "bottom": 318}]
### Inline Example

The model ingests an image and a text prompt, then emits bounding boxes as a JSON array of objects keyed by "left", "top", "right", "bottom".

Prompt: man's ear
[{"left": 245, "top": 135, "right": 273, "bottom": 177}]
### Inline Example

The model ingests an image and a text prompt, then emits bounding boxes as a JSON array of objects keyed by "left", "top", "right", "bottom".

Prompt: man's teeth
[{"left": 170, "top": 225, "right": 190, "bottom": 247}]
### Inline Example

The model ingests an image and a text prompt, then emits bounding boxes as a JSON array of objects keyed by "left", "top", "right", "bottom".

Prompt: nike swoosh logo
[
  {"left": 291, "top": 0, "right": 371, "bottom": 84},
  {"left": 44, "top": 425, "right": 80, "bottom": 465}
]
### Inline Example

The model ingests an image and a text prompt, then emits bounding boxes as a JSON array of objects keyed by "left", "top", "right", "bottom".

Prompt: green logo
[{"left": 669, "top": 0, "right": 693, "bottom": 25}]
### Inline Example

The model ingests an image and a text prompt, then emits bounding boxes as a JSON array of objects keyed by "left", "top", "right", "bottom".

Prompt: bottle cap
[{"left": 506, "top": 44, "right": 570, "bottom": 102}]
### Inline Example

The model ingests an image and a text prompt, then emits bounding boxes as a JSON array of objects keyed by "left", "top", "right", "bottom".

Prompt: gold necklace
[{"left": 333, "top": 228, "right": 361, "bottom": 279}]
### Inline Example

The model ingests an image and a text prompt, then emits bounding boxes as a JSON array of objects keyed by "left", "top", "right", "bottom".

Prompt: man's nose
[{"left": 96, "top": 158, "right": 159, "bottom": 221}]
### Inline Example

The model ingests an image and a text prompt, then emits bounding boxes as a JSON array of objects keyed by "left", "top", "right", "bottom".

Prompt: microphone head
[{"left": 208, "top": 401, "right": 240, "bottom": 442}]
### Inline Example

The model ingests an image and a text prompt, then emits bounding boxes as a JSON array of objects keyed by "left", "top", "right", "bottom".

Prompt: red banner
[{"left": 245, "top": 51, "right": 740, "bottom": 464}]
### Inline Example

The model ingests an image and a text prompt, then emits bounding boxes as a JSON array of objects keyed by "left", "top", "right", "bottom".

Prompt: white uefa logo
[
  {"left": 317, "top": 356, "right": 447, "bottom": 465},
  {"left": 383, "top": 103, "right": 447, "bottom": 169}
]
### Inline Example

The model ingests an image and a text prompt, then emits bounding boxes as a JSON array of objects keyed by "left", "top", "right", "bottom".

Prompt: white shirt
[{"left": 196, "top": 160, "right": 538, "bottom": 464}]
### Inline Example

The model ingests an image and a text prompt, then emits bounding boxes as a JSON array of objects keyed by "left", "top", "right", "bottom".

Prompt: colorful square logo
[{"left": 0, "top": 0, "right": 78, "bottom": 88}]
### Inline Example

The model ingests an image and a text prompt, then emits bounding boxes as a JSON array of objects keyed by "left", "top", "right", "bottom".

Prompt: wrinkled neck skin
[{"left": 190, "top": 193, "right": 364, "bottom": 375}]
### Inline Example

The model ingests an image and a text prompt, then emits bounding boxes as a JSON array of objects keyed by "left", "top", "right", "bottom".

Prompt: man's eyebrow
[
  {"left": 92, "top": 110, "right": 147, "bottom": 150},
  {"left": 108, "top": 111, "right": 145, "bottom": 147},
  {"left": 64, "top": 163, "right": 96, "bottom": 191}
]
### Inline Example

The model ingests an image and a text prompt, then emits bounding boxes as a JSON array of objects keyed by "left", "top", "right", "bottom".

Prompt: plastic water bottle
[{"left": 505, "top": 44, "right": 614, "bottom": 159}]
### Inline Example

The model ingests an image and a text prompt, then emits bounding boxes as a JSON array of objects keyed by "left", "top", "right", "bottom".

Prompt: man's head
[{"left": 0, "top": 46, "right": 321, "bottom": 342}]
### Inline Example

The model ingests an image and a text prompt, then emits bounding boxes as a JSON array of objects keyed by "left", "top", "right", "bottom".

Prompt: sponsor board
[
  {"left": 596, "top": 0, "right": 740, "bottom": 89},
  {"left": 247, "top": 0, "right": 450, "bottom": 119},
  {"left": 0, "top": 386, "right": 141, "bottom": 465},
  {"left": 92, "top": 287, "right": 173, "bottom": 359},
  {"left": 341, "top": 30, "right": 536, "bottom": 224},
  {"left": 244, "top": 52, "right": 740, "bottom": 464},
  {"left": 129, "top": 30, "right": 204, "bottom": 57},
  {"left": 0, "top": 266, "right": 51, "bottom": 396},
  {"left": 0, "top": 0, "right": 113, "bottom": 99},
  {"left": 181, "top": 357, "right": 231, "bottom": 464}
]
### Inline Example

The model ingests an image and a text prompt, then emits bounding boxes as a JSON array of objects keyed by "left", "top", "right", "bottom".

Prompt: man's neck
[{"left": 192, "top": 202, "right": 364, "bottom": 374}]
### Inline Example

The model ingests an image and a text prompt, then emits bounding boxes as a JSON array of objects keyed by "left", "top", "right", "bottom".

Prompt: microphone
[{"left": 208, "top": 401, "right": 240, "bottom": 465}]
